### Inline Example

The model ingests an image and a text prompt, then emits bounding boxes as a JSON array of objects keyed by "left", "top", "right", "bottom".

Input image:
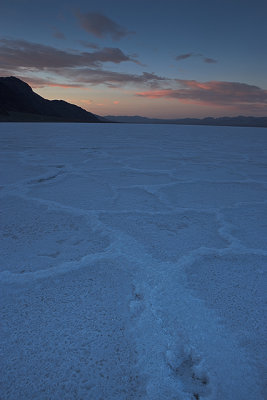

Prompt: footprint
[
  {"left": 129, "top": 285, "right": 145, "bottom": 318},
  {"left": 166, "top": 345, "right": 211, "bottom": 399}
]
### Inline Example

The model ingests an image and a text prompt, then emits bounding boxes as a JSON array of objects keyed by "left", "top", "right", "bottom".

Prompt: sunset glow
[{"left": 0, "top": 0, "right": 266, "bottom": 118}]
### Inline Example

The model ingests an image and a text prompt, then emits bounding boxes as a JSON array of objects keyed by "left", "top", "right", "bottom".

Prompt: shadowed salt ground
[{"left": 0, "top": 123, "right": 266, "bottom": 399}]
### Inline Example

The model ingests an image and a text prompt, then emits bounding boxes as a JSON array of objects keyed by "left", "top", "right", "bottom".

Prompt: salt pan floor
[{"left": 0, "top": 123, "right": 266, "bottom": 399}]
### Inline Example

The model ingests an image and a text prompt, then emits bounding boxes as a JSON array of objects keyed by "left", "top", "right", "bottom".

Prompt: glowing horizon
[{"left": 1, "top": 0, "right": 266, "bottom": 118}]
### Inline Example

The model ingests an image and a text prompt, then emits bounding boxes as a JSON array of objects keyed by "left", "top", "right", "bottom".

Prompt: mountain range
[
  {"left": 104, "top": 115, "right": 267, "bottom": 128},
  {"left": 0, "top": 77, "right": 266, "bottom": 127}
]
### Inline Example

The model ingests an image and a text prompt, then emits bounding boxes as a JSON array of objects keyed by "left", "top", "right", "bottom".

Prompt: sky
[{"left": 1, "top": 0, "right": 267, "bottom": 118}]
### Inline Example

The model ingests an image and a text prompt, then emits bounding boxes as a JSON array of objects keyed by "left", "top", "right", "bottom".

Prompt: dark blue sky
[{"left": 1, "top": 0, "right": 266, "bottom": 117}]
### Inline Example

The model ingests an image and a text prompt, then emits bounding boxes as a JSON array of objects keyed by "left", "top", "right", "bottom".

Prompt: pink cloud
[{"left": 136, "top": 80, "right": 267, "bottom": 109}]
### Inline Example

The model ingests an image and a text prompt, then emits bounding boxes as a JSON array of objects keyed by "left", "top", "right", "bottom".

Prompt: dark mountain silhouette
[
  {"left": 0, "top": 77, "right": 101, "bottom": 122},
  {"left": 105, "top": 115, "right": 267, "bottom": 128}
]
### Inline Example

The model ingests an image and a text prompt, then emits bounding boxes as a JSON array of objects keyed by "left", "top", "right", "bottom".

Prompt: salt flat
[{"left": 0, "top": 123, "right": 266, "bottom": 399}]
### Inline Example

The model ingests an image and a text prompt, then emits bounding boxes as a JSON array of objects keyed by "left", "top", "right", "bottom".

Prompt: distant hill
[
  {"left": 105, "top": 115, "right": 267, "bottom": 128},
  {"left": 0, "top": 77, "right": 101, "bottom": 122}
]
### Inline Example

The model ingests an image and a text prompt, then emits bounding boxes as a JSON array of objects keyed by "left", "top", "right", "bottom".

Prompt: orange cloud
[{"left": 136, "top": 90, "right": 173, "bottom": 99}]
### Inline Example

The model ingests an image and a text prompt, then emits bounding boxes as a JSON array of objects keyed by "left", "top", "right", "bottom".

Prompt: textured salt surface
[{"left": 0, "top": 123, "right": 266, "bottom": 400}]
